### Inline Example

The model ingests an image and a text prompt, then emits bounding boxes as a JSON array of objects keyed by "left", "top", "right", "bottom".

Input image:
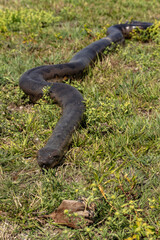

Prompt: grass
[{"left": 0, "top": 0, "right": 160, "bottom": 239}]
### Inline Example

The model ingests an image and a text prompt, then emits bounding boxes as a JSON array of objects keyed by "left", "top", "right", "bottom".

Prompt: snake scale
[{"left": 19, "top": 21, "right": 153, "bottom": 169}]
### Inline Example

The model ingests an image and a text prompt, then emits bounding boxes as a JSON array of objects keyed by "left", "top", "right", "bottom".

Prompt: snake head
[{"left": 37, "top": 147, "right": 63, "bottom": 169}]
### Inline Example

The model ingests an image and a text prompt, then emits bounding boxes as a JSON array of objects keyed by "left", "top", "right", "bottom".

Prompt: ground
[{"left": 0, "top": 0, "right": 160, "bottom": 239}]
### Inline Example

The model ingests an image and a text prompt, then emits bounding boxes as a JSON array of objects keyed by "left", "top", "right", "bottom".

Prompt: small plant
[
  {"left": 131, "top": 20, "right": 160, "bottom": 43},
  {"left": 0, "top": 8, "right": 62, "bottom": 34}
]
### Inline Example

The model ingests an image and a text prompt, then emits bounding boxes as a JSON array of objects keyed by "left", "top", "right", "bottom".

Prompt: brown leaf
[{"left": 44, "top": 199, "right": 95, "bottom": 229}]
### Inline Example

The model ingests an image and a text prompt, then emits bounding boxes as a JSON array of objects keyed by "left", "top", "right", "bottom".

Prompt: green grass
[{"left": 0, "top": 0, "right": 160, "bottom": 239}]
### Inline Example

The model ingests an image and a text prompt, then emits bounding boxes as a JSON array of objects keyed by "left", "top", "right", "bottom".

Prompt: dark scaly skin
[
  {"left": 19, "top": 21, "right": 153, "bottom": 169},
  {"left": 38, "top": 83, "right": 85, "bottom": 168}
]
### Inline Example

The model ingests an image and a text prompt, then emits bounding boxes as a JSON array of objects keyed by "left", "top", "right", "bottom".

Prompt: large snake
[{"left": 19, "top": 21, "right": 153, "bottom": 169}]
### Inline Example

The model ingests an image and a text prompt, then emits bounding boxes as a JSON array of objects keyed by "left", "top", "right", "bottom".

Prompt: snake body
[{"left": 19, "top": 21, "right": 152, "bottom": 169}]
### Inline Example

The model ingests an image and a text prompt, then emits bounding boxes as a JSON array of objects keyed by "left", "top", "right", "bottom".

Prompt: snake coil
[{"left": 19, "top": 21, "right": 152, "bottom": 169}]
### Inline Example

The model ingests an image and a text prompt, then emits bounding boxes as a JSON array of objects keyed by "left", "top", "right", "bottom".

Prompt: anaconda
[{"left": 19, "top": 21, "right": 152, "bottom": 169}]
